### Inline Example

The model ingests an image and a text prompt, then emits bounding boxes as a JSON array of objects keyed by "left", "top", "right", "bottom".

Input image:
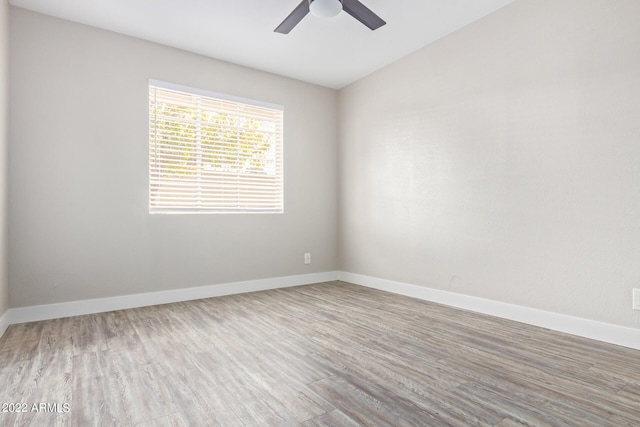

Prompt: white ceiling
[{"left": 9, "top": 0, "right": 515, "bottom": 89}]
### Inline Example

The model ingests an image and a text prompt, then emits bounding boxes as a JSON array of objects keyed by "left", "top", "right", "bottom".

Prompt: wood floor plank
[
  {"left": 308, "top": 375, "right": 438, "bottom": 427},
  {"left": 1, "top": 280, "right": 639, "bottom": 426},
  {"left": 442, "top": 355, "right": 632, "bottom": 427},
  {"left": 134, "top": 412, "right": 189, "bottom": 427},
  {"left": 300, "top": 409, "right": 361, "bottom": 427},
  {"left": 440, "top": 343, "right": 640, "bottom": 424},
  {"left": 155, "top": 368, "right": 218, "bottom": 426},
  {"left": 71, "top": 351, "right": 113, "bottom": 427},
  {"left": 99, "top": 352, "right": 175, "bottom": 426},
  {"left": 495, "top": 417, "right": 533, "bottom": 427},
  {"left": 307, "top": 349, "right": 503, "bottom": 426}
]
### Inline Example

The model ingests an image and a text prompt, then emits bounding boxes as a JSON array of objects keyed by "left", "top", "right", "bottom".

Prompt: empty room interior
[{"left": 1, "top": 0, "right": 640, "bottom": 425}]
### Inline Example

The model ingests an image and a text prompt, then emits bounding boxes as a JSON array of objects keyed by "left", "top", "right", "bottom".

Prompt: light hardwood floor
[{"left": 0, "top": 281, "right": 639, "bottom": 426}]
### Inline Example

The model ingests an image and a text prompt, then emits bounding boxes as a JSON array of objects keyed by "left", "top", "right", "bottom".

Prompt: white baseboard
[
  {"left": 5, "top": 270, "right": 639, "bottom": 351},
  {"left": 7, "top": 271, "right": 340, "bottom": 325},
  {"left": 0, "top": 309, "right": 9, "bottom": 339},
  {"left": 339, "top": 272, "right": 640, "bottom": 351}
]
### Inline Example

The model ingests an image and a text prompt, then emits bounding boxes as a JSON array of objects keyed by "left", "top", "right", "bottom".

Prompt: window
[{"left": 149, "top": 80, "right": 283, "bottom": 213}]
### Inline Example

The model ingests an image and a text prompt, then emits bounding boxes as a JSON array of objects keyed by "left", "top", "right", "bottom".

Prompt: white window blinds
[{"left": 149, "top": 81, "right": 284, "bottom": 213}]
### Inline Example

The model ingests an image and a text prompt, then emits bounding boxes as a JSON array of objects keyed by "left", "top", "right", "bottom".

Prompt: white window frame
[{"left": 148, "top": 80, "right": 284, "bottom": 214}]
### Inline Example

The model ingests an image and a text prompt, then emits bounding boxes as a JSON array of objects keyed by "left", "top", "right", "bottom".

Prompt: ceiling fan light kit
[
  {"left": 309, "top": 0, "right": 343, "bottom": 18},
  {"left": 275, "top": 0, "right": 386, "bottom": 34}
]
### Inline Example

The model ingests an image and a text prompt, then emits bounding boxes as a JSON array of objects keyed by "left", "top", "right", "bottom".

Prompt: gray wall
[
  {"left": 338, "top": 0, "right": 640, "bottom": 328},
  {"left": 0, "top": 0, "right": 8, "bottom": 318},
  {"left": 9, "top": 8, "right": 338, "bottom": 307}
]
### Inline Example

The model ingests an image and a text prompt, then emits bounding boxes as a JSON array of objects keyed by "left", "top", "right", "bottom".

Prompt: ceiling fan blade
[
  {"left": 342, "top": 0, "right": 386, "bottom": 30},
  {"left": 274, "top": 0, "right": 310, "bottom": 34}
]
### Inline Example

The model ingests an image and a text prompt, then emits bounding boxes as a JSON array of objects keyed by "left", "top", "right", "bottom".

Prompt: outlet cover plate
[{"left": 634, "top": 289, "right": 640, "bottom": 310}]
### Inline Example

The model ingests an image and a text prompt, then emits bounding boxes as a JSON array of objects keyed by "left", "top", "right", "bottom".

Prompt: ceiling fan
[{"left": 275, "top": 0, "right": 386, "bottom": 34}]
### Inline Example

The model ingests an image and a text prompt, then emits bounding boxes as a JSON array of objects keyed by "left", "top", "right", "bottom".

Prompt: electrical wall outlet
[
  {"left": 304, "top": 252, "right": 311, "bottom": 265},
  {"left": 633, "top": 289, "right": 640, "bottom": 310}
]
